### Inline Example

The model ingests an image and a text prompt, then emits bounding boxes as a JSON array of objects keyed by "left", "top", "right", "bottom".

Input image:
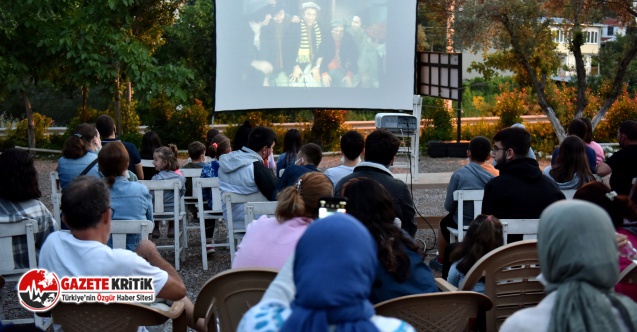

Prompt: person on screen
[
  {"left": 348, "top": 15, "right": 366, "bottom": 51},
  {"left": 260, "top": 4, "right": 291, "bottom": 86},
  {"left": 358, "top": 23, "right": 386, "bottom": 88},
  {"left": 284, "top": 2, "right": 324, "bottom": 87},
  {"left": 315, "top": 18, "right": 358, "bottom": 88}
]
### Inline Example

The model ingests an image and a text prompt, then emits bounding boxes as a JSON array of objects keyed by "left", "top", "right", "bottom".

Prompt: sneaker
[
  {"left": 206, "top": 243, "right": 216, "bottom": 254},
  {"left": 152, "top": 227, "right": 160, "bottom": 239},
  {"left": 428, "top": 257, "right": 443, "bottom": 271},
  {"left": 167, "top": 227, "right": 175, "bottom": 238}
]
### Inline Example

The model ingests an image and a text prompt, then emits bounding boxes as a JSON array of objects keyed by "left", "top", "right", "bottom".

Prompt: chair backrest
[
  {"left": 619, "top": 262, "right": 637, "bottom": 284},
  {"left": 223, "top": 191, "right": 269, "bottom": 231},
  {"left": 459, "top": 240, "right": 542, "bottom": 331},
  {"left": 140, "top": 159, "right": 154, "bottom": 168},
  {"left": 193, "top": 268, "right": 279, "bottom": 332},
  {"left": 244, "top": 202, "right": 279, "bottom": 228},
  {"left": 179, "top": 168, "right": 202, "bottom": 199},
  {"left": 0, "top": 219, "right": 39, "bottom": 281},
  {"left": 110, "top": 220, "right": 154, "bottom": 249},
  {"left": 374, "top": 291, "right": 493, "bottom": 332},
  {"left": 194, "top": 177, "right": 223, "bottom": 213},
  {"left": 499, "top": 219, "right": 540, "bottom": 244},
  {"left": 453, "top": 190, "right": 484, "bottom": 242},
  {"left": 51, "top": 301, "right": 187, "bottom": 332},
  {"left": 139, "top": 179, "right": 183, "bottom": 220}
]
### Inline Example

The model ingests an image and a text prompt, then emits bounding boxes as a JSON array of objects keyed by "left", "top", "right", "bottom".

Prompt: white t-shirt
[
  {"left": 39, "top": 232, "right": 168, "bottom": 296},
  {"left": 324, "top": 165, "right": 355, "bottom": 185}
]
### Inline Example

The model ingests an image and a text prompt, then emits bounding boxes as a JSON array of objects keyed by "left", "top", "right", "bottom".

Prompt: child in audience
[
  {"left": 200, "top": 134, "right": 232, "bottom": 252},
  {"left": 150, "top": 144, "right": 185, "bottom": 238},
  {"left": 447, "top": 214, "right": 504, "bottom": 293}
]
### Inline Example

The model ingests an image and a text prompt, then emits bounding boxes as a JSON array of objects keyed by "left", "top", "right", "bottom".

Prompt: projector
[{"left": 375, "top": 113, "right": 418, "bottom": 134}]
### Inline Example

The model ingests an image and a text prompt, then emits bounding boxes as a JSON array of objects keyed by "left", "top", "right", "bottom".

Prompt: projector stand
[{"left": 393, "top": 95, "right": 421, "bottom": 179}]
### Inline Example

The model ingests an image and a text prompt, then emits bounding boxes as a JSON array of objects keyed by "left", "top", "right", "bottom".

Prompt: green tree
[{"left": 422, "top": 0, "right": 637, "bottom": 142}]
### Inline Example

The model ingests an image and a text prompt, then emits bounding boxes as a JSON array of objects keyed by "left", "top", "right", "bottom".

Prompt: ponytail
[{"left": 276, "top": 186, "right": 306, "bottom": 221}]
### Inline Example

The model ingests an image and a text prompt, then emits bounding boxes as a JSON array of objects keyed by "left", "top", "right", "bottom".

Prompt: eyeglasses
[{"left": 491, "top": 146, "right": 506, "bottom": 153}]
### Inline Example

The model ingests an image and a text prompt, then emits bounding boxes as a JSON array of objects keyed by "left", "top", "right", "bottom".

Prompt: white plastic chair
[
  {"left": 561, "top": 189, "right": 577, "bottom": 199},
  {"left": 194, "top": 177, "right": 224, "bottom": 270},
  {"left": 450, "top": 190, "right": 484, "bottom": 243},
  {"left": 244, "top": 202, "right": 279, "bottom": 228},
  {"left": 500, "top": 219, "right": 540, "bottom": 244},
  {"left": 139, "top": 179, "right": 187, "bottom": 270},
  {"left": 110, "top": 220, "right": 154, "bottom": 250},
  {"left": 179, "top": 168, "right": 202, "bottom": 219},
  {"left": 0, "top": 219, "right": 52, "bottom": 329},
  {"left": 222, "top": 192, "right": 269, "bottom": 262}
]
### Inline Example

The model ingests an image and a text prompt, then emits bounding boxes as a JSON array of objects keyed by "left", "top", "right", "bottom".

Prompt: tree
[{"left": 420, "top": 0, "right": 637, "bottom": 142}]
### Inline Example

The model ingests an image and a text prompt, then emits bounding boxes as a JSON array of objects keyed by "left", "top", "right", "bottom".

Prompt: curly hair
[
  {"left": 0, "top": 148, "right": 41, "bottom": 201},
  {"left": 342, "top": 177, "right": 420, "bottom": 282}
]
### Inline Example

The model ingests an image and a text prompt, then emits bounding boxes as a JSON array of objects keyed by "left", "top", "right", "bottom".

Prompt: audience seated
[
  {"left": 273, "top": 143, "right": 322, "bottom": 198},
  {"left": 551, "top": 118, "right": 598, "bottom": 174},
  {"left": 140, "top": 131, "right": 162, "bottom": 180},
  {"left": 233, "top": 172, "right": 333, "bottom": 270},
  {"left": 99, "top": 141, "right": 153, "bottom": 251},
  {"left": 482, "top": 127, "right": 565, "bottom": 242},
  {"left": 542, "top": 136, "right": 595, "bottom": 190},
  {"left": 597, "top": 120, "right": 637, "bottom": 195},
  {"left": 342, "top": 178, "right": 438, "bottom": 304},
  {"left": 182, "top": 141, "right": 207, "bottom": 200},
  {"left": 150, "top": 144, "right": 185, "bottom": 238},
  {"left": 200, "top": 134, "right": 232, "bottom": 253},
  {"left": 323, "top": 130, "right": 364, "bottom": 185},
  {"left": 433, "top": 136, "right": 496, "bottom": 273},
  {"left": 335, "top": 129, "right": 417, "bottom": 237},
  {"left": 204, "top": 128, "right": 220, "bottom": 161},
  {"left": 581, "top": 117, "right": 605, "bottom": 165},
  {"left": 0, "top": 148, "right": 56, "bottom": 269},
  {"left": 447, "top": 215, "right": 504, "bottom": 293},
  {"left": 574, "top": 182, "right": 637, "bottom": 302},
  {"left": 500, "top": 200, "right": 637, "bottom": 331},
  {"left": 96, "top": 114, "right": 143, "bottom": 179},
  {"left": 277, "top": 129, "right": 302, "bottom": 178},
  {"left": 219, "top": 126, "right": 278, "bottom": 231},
  {"left": 57, "top": 123, "right": 101, "bottom": 189},
  {"left": 237, "top": 213, "right": 415, "bottom": 332},
  {"left": 39, "top": 176, "right": 205, "bottom": 331}
]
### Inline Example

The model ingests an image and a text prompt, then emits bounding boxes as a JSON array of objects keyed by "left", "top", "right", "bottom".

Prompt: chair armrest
[
  {"left": 435, "top": 278, "right": 458, "bottom": 292},
  {"left": 141, "top": 300, "right": 186, "bottom": 320}
]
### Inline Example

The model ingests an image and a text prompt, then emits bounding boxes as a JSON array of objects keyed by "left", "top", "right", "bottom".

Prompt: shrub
[
  {"left": 65, "top": 105, "right": 141, "bottom": 138},
  {"left": 146, "top": 95, "right": 209, "bottom": 149},
  {"left": 303, "top": 110, "right": 349, "bottom": 151},
  {"left": 596, "top": 88, "right": 637, "bottom": 142},
  {"left": 4, "top": 113, "right": 54, "bottom": 148},
  {"left": 421, "top": 98, "right": 453, "bottom": 142},
  {"left": 493, "top": 86, "right": 527, "bottom": 128}
]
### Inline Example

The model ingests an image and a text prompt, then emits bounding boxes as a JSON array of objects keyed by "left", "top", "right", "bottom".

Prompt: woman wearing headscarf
[
  {"left": 237, "top": 213, "right": 415, "bottom": 332},
  {"left": 501, "top": 200, "right": 637, "bottom": 332}
]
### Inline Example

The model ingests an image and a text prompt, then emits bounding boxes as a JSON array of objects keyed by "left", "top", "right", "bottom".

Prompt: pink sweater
[{"left": 232, "top": 215, "right": 312, "bottom": 270}]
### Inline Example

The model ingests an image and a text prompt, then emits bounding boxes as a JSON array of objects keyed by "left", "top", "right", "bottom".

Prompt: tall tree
[{"left": 420, "top": 0, "right": 637, "bottom": 142}]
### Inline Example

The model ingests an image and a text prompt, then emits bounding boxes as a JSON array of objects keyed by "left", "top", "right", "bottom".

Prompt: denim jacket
[
  {"left": 57, "top": 152, "right": 101, "bottom": 189},
  {"left": 107, "top": 176, "right": 153, "bottom": 251}
]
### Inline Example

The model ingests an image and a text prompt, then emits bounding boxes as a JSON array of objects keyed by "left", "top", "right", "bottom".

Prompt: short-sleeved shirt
[
  {"left": 39, "top": 232, "right": 168, "bottom": 296},
  {"left": 605, "top": 145, "right": 637, "bottom": 195}
]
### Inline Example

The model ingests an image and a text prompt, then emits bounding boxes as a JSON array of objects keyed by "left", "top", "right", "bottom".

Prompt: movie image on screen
[{"left": 215, "top": 0, "right": 417, "bottom": 111}]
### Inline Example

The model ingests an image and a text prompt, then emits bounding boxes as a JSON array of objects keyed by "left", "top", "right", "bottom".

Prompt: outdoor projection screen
[{"left": 215, "top": 0, "right": 417, "bottom": 111}]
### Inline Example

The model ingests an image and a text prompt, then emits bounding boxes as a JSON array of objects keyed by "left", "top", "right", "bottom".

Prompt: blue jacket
[
  {"left": 57, "top": 152, "right": 101, "bottom": 189},
  {"left": 272, "top": 164, "right": 319, "bottom": 200},
  {"left": 107, "top": 176, "right": 153, "bottom": 251}
]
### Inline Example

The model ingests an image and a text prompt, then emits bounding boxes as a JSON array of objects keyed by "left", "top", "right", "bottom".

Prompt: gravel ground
[{"left": 3, "top": 152, "right": 548, "bottom": 330}]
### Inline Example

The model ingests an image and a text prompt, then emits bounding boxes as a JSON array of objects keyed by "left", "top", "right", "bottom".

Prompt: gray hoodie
[{"left": 444, "top": 162, "right": 495, "bottom": 225}]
